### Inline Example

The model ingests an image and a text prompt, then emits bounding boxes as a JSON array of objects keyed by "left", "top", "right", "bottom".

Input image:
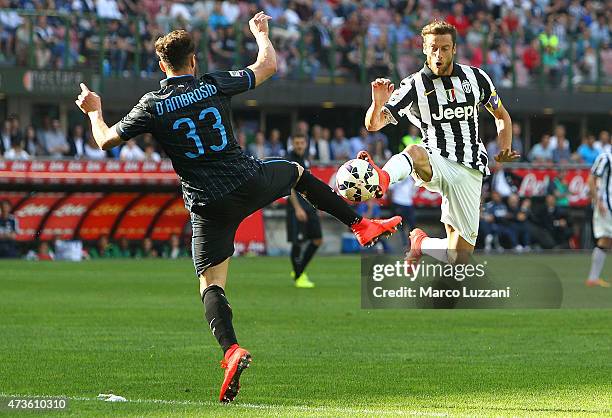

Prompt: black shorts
[
  {"left": 286, "top": 208, "right": 322, "bottom": 243},
  {"left": 190, "top": 159, "right": 299, "bottom": 277}
]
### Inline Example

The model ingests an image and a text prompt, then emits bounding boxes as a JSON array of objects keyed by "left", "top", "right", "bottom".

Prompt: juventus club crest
[
  {"left": 462, "top": 79, "right": 472, "bottom": 93},
  {"left": 445, "top": 88, "right": 456, "bottom": 102}
]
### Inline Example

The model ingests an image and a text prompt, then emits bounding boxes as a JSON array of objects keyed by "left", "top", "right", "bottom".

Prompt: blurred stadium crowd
[
  {"left": 1, "top": 114, "right": 610, "bottom": 165},
  {"left": 0, "top": 0, "right": 610, "bottom": 86}
]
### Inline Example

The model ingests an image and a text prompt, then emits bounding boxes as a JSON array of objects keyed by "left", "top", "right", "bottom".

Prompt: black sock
[
  {"left": 202, "top": 285, "right": 237, "bottom": 353},
  {"left": 291, "top": 243, "right": 302, "bottom": 277},
  {"left": 294, "top": 171, "right": 361, "bottom": 226},
  {"left": 295, "top": 241, "right": 319, "bottom": 277}
]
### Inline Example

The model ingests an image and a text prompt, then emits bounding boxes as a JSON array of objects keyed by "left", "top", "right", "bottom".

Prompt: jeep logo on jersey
[
  {"left": 431, "top": 104, "right": 478, "bottom": 121},
  {"left": 461, "top": 79, "right": 472, "bottom": 93}
]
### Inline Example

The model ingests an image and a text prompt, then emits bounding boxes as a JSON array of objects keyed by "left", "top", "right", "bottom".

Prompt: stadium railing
[{"left": 0, "top": 9, "right": 609, "bottom": 93}]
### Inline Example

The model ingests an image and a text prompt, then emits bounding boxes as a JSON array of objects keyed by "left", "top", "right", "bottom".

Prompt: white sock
[
  {"left": 422, "top": 237, "right": 449, "bottom": 263},
  {"left": 588, "top": 247, "right": 606, "bottom": 281},
  {"left": 382, "top": 152, "right": 414, "bottom": 184}
]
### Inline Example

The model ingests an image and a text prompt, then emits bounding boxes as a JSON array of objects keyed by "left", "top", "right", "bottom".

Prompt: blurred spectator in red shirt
[
  {"left": 522, "top": 39, "right": 541, "bottom": 75},
  {"left": 446, "top": 3, "right": 470, "bottom": 38},
  {"left": 501, "top": 9, "right": 520, "bottom": 35}
]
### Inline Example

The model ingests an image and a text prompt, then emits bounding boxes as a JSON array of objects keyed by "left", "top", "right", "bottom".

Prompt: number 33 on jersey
[{"left": 114, "top": 68, "right": 262, "bottom": 208}]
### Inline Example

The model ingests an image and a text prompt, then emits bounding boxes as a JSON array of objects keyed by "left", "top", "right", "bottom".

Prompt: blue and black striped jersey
[{"left": 115, "top": 68, "right": 261, "bottom": 210}]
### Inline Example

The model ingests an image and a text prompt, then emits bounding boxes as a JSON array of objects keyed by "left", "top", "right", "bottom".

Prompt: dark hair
[
  {"left": 421, "top": 20, "right": 457, "bottom": 46},
  {"left": 293, "top": 133, "right": 307, "bottom": 141},
  {"left": 155, "top": 30, "right": 195, "bottom": 71}
]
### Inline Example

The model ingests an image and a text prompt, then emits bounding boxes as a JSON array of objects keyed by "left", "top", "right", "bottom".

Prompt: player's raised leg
[
  {"left": 291, "top": 163, "right": 402, "bottom": 247},
  {"left": 357, "top": 144, "right": 431, "bottom": 199}
]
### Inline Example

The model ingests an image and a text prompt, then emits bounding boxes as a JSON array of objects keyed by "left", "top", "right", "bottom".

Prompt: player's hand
[
  {"left": 371, "top": 78, "right": 394, "bottom": 106},
  {"left": 249, "top": 11, "right": 272, "bottom": 37},
  {"left": 494, "top": 149, "right": 521, "bottom": 163},
  {"left": 295, "top": 207, "right": 308, "bottom": 222},
  {"left": 75, "top": 83, "right": 102, "bottom": 114}
]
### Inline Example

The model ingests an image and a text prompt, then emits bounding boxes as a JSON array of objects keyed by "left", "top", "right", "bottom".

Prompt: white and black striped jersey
[
  {"left": 591, "top": 152, "right": 612, "bottom": 212},
  {"left": 383, "top": 63, "right": 501, "bottom": 175}
]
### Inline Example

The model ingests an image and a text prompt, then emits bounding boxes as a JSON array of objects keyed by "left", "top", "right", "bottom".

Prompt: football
[{"left": 335, "top": 159, "right": 380, "bottom": 202}]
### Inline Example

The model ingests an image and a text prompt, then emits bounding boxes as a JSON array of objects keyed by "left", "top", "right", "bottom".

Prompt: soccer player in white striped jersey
[
  {"left": 359, "top": 20, "right": 520, "bottom": 264},
  {"left": 586, "top": 152, "right": 611, "bottom": 287}
]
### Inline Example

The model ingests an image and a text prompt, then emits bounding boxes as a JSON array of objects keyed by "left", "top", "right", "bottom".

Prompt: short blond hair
[{"left": 421, "top": 20, "right": 457, "bottom": 45}]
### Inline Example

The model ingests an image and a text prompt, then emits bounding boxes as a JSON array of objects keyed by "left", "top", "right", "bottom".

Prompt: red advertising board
[
  {"left": 0, "top": 160, "right": 177, "bottom": 185},
  {"left": 150, "top": 197, "right": 189, "bottom": 241},
  {"left": 511, "top": 168, "right": 590, "bottom": 206},
  {"left": 0, "top": 161, "right": 594, "bottom": 210},
  {"left": 39, "top": 193, "right": 103, "bottom": 240},
  {"left": 113, "top": 193, "right": 174, "bottom": 240},
  {"left": 78, "top": 193, "right": 139, "bottom": 240},
  {"left": 234, "top": 209, "right": 266, "bottom": 255},
  {"left": 12, "top": 193, "right": 65, "bottom": 241}
]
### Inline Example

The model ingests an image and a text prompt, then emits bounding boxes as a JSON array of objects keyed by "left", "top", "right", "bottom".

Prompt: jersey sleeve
[
  {"left": 383, "top": 76, "right": 416, "bottom": 125},
  {"left": 591, "top": 153, "right": 609, "bottom": 177},
  {"left": 205, "top": 68, "right": 256, "bottom": 96},
  {"left": 475, "top": 67, "right": 502, "bottom": 111},
  {"left": 115, "top": 95, "right": 153, "bottom": 141}
]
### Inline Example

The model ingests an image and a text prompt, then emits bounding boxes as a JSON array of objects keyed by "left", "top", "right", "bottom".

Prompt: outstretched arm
[
  {"left": 75, "top": 83, "right": 122, "bottom": 150},
  {"left": 246, "top": 12, "right": 276, "bottom": 87}
]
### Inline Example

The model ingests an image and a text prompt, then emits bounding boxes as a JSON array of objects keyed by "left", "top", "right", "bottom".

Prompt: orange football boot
[
  {"left": 219, "top": 344, "right": 252, "bottom": 403},
  {"left": 351, "top": 216, "right": 402, "bottom": 247},
  {"left": 405, "top": 228, "right": 428, "bottom": 267}
]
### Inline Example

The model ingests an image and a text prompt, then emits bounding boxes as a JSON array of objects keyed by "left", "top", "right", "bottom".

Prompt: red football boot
[
  {"left": 356, "top": 150, "right": 390, "bottom": 198},
  {"left": 351, "top": 216, "right": 402, "bottom": 247},
  {"left": 405, "top": 228, "right": 428, "bottom": 266},
  {"left": 219, "top": 344, "right": 252, "bottom": 403}
]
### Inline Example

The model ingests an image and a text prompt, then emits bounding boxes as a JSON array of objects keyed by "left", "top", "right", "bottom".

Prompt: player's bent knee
[
  {"left": 596, "top": 237, "right": 611, "bottom": 249},
  {"left": 198, "top": 258, "right": 230, "bottom": 290},
  {"left": 404, "top": 144, "right": 428, "bottom": 165}
]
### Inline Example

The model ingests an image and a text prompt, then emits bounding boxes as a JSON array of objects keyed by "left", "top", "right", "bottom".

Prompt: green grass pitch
[{"left": 0, "top": 254, "right": 610, "bottom": 417}]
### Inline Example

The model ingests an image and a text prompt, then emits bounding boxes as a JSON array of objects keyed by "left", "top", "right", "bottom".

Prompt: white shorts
[
  {"left": 593, "top": 205, "right": 612, "bottom": 239},
  {"left": 411, "top": 148, "right": 483, "bottom": 246}
]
